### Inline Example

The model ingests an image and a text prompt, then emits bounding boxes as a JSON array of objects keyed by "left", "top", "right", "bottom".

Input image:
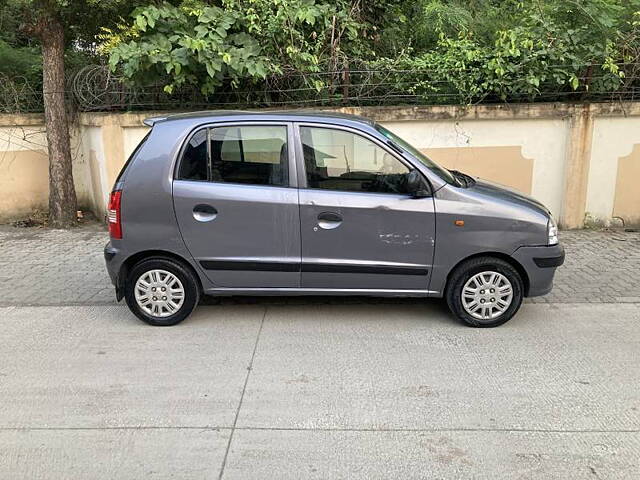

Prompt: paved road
[
  {"left": 0, "top": 224, "right": 639, "bottom": 306},
  {"left": 0, "top": 303, "right": 638, "bottom": 479},
  {"left": 1, "top": 224, "right": 639, "bottom": 478}
]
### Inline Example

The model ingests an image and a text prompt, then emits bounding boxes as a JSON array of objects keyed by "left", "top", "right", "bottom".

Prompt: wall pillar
[{"left": 560, "top": 105, "right": 594, "bottom": 229}]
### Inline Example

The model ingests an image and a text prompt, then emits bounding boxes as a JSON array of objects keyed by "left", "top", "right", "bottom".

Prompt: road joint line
[
  {"left": 217, "top": 305, "right": 267, "bottom": 480},
  {"left": 0, "top": 426, "right": 637, "bottom": 434}
]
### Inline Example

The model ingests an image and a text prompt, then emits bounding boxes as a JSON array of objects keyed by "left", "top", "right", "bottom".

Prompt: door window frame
[
  {"left": 292, "top": 122, "right": 430, "bottom": 195},
  {"left": 174, "top": 121, "right": 298, "bottom": 188}
]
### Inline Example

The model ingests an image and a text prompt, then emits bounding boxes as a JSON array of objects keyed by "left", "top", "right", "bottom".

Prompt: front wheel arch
[{"left": 443, "top": 252, "right": 529, "bottom": 298}]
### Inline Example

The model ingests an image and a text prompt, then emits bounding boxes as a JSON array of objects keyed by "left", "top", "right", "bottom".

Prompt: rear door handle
[
  {"left": 193, "top": 204, "right": 218, "bottom": 222},
  {"left": 317, "top": 211, "right": 342, "bottom": 230}
]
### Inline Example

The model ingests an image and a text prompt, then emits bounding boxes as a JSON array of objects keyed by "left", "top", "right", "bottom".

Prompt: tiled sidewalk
[{"left": 0, "top": 223, "right": 638, "bottom": 306}]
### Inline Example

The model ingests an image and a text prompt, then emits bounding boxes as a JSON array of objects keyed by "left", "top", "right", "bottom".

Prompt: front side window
[
  {"left": 300, "top": 126, "right": 411, "bottom": 194},
  {"left": 177, "top": 125, "right": 289, "bottom": 186}
]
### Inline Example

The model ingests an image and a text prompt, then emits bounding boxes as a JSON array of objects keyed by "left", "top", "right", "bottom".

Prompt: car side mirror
[{"left": 406, "top": 169, "right": 430, "bottom": 198}]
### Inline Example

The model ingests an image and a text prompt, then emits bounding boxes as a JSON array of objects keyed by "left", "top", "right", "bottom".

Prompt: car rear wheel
[
  {"left": 446, "top": 256, "right": 524, "bottom": 327},
  {"left": 124, "top": 257, "right": 199, "bottom": 326}
]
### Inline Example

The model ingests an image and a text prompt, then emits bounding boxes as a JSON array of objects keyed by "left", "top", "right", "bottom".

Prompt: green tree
[{"left": 4, "top": 0, "right": 145, "bottom": 228}]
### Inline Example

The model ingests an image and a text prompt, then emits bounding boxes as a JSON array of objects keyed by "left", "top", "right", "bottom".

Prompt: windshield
[{"left": 375, "top": 125, "right": 457, "bottom": 185}]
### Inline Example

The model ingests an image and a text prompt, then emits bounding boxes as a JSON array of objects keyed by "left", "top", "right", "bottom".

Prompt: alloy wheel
[
  {"left": 461, "top": 271, "right": 513, "bottom": 321},
  {"left": 134, "top": 269, "right": 185, "bottom": 318}
]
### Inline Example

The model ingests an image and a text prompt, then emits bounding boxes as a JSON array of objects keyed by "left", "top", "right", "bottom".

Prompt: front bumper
[{"left": 512, "top": 243, "right": 565, "bottom": 297}]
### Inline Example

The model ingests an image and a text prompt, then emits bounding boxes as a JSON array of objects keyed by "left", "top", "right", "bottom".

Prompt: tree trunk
[{"left": 41, "top": 15, "right": 77, "bottom": 228}]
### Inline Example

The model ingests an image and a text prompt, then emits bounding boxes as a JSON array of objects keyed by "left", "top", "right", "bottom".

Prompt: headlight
[{"left": 547, "top": 217, "right": 558, "bottom": 245}]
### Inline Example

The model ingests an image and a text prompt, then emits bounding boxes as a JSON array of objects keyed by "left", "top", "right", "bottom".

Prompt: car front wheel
[
  {"left": 124, "top": 257, "right": 199, "bottom": 326},
  {"left": 446, "top": 256, "right": 524, "bottom": 327}
]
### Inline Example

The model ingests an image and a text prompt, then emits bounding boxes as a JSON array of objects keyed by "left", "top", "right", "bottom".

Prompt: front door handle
[
  {"left": 317, "top": 211, "right": 342, "bottom": 230},
  {"left": 193, "top": 204, "right": 218, "bottom": 222}
]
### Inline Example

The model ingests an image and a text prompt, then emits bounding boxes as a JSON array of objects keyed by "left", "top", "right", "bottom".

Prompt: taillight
[{"left": 108, "top": 190, "right": 122, "bottom": 239}]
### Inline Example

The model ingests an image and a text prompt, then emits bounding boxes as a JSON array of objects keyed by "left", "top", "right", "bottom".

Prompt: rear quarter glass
[{"left": 114, "top": 131, "right": 151, "bottom": 187}]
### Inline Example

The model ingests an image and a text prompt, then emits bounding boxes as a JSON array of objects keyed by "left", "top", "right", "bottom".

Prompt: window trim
[
  {"left": 174, "top": 121, "right": 297, "bottom": 188},
  {"left": 293, "top": 122, "right": 430, "bottom": 196}
]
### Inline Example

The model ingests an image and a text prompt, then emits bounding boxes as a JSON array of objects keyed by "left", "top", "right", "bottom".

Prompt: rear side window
[{"left": 177, "top": 125, "right": 289, "bottom": 186}]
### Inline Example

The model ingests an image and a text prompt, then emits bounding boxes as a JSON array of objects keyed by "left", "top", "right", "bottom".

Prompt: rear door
[
  {"left": 295, "top": 123, "right": 436, "bottom": 291},
  {"left": 173, "top": 122, "right": 300, "bottom": 288}
]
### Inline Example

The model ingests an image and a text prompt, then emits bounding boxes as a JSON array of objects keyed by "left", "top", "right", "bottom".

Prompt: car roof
[{"left": 143, "top": 110, "right": 376, "bottom": 128}]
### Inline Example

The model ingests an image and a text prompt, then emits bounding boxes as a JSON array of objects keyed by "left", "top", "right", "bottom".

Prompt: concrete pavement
[
  {"left": 1, "top": 223, "right": 639, "bottom": 477},
  {"left": 1, "top": 302, "right": 638, "bottom": 479}
]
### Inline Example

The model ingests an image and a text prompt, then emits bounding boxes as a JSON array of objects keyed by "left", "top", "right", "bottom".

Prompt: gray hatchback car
[{"left": 104, "top": 111, "right": 564, "bottom": 327}]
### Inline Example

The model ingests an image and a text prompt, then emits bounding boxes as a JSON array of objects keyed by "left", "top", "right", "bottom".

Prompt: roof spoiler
[{"left": 143, "top": 116, "right": 167, "bottom": 127}]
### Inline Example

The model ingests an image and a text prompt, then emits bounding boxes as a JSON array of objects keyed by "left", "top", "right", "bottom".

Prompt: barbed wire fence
[
  {"left": 0, "top": 73, "right": 44, "bottom": 114},
  {"left": 2, "top": 62, "right": 640, "bottom": 114}
]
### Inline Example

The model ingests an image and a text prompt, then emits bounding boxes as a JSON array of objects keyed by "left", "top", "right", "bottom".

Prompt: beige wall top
[
  {"left": 3, "top": 101, "right": 640, "bottom": 226},
  {"left": 71, "top": 101, "right": 640, "bottom": 127},
  {"left": 4, "top": 101, "right": 640, "bottom": 129}
]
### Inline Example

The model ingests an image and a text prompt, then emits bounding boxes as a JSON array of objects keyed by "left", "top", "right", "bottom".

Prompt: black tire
[
  {"left": 124, "top": 257, "right": 200, "bottom": 326},
  {"left": 445, "top": 256, "right": 524, "bottom": 328}
]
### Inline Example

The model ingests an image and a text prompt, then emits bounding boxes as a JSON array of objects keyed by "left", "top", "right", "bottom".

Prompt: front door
[
  {"left": 173, "top": 123, "right": 300, "bottom": 288},
  {"left": 296, "top": 124, "right": 436, "bottom": 291}
]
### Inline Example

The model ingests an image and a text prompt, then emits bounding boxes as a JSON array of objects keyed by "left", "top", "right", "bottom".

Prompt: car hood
[{"left": 469, "top": 178, "right": 550, "bottom": 217}]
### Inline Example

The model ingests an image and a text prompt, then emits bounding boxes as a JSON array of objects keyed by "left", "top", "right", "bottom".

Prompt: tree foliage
[
  {"left": 0, "top": 0, "right": 152, "bottom": 85},
  {"left": 1, "top": 0, "right": 640, "bottom": 105},
  {"left": 374, "top": 0, "right": 640, "bottom": 102},
  {"left": 100, "top": 0, "right": 640, "bottom": 103},
  {"left": 104, "top": 0, "right": 375, "bottom": 94}
]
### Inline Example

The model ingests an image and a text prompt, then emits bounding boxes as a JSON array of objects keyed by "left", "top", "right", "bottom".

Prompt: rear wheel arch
[
  {"left": 444, "top": 252, "right": 530, "bottom": 297},
  {"left": 118, "top": 250, "right": 203, "bottom": 299}
]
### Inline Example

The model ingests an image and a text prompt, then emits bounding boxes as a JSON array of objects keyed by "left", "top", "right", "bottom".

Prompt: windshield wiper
[{"left": 449, "top": 170, "right": 467, "bottom": 187}]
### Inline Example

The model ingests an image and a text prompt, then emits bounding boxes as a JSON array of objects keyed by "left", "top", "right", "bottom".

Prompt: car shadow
[{"left": 198, "top": 295, "right": 455, "bottom": 325}]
